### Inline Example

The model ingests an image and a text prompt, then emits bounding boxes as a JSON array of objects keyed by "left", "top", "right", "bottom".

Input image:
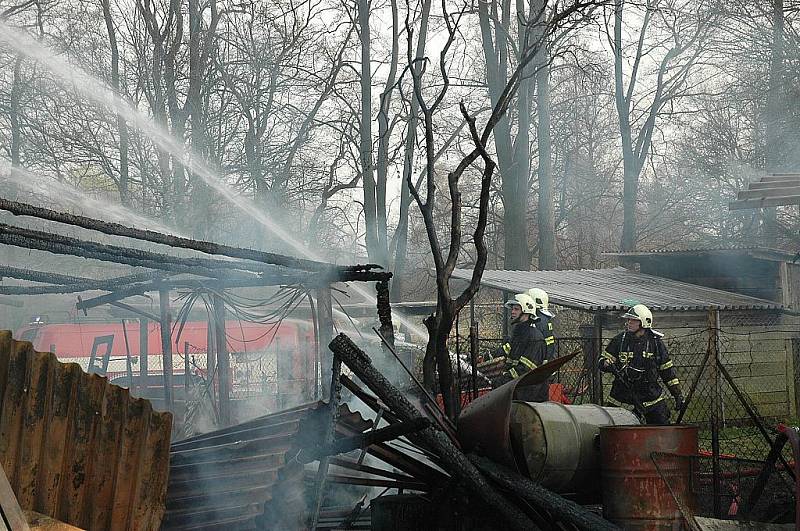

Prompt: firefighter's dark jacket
[
  {"left": 535, "top": 312, "right": 556, "bottom": 360},
  {"left": 600, "top": 329, "right": 681, "bottom": 409},
  {"left": 506, "top": 318, "right": 548, "bottom": 377}
]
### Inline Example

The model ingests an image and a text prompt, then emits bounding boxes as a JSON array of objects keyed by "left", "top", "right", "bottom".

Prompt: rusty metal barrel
[
  {"left": 510, "top": 402, "right": 640, "bottom": 494},
  {"left": 600, "top": 425, "right": 698, "bottom": 530}
]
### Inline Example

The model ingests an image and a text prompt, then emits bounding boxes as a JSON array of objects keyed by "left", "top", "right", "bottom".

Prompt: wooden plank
[
  {"left": 38, "top": 363, "right": 79, "bottom": 517},
  {"left": 16, "top": 352, "right": 51, "bottom": 509},
  {"left": 0, "top": 340, "right": 31, "bottom": 490},
  {"left": 108, "top": 397, "right": 145, "bottom": 531},
  {"left": 87, "top": 383, "right": 125, "bottom": 530},
  {"left": 738, "top": 186, "right": 800, "bottom": 199},
  {"left": 0, "top": 463, "right": 29, "bottom": 531},
  {"left": 729, "top": 195, "right": 800, "bottom": 210},
  {"left": 129, "top": 406, "right": 171, "bottom": 530}
]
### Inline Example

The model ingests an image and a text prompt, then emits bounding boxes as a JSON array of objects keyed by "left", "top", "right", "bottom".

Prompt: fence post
[
  {"left": 316, "top": 287, "right": 334, "bottom": 398},
  {"left": 139, "top": 318, "right": 149, "bottom": 393},
  {"left": 158, "top": 288, "right": 174, "bottom": 414},
  {"left": 592, "top": 313, "right": 603, "bottom": 405},
  {"left": 708, "top": 307, "right": 722, "bottom": 518},
  {"left": 213, "top": 292, "right": 230, "bottom": 426}
]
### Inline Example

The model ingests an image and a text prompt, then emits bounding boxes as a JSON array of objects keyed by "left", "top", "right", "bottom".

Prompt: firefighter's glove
[
  {"left": 674, "top": 395, "right": 684, "bottom": 414},
  {"left": 669, "top": 385, "right": 684, "bottom": 413}
]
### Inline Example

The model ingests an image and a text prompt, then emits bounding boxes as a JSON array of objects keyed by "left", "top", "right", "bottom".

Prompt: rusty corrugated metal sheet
[
  {"left": 0, "top": 331, "right": 172, "bottom": 531},
  {"left": 163, "top": 402, "right": 374, "bottom": 531},
  {"left": 451, "top": 267, "right": 784, "bottom": 312}
]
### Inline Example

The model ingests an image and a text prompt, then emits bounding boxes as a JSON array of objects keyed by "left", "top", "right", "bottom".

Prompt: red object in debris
[
  {"left": 600, "top": 425, "right": 699, "bottom": 530},
  {"left": 549, "top": 383, "right": 570, "bottom": 404}
]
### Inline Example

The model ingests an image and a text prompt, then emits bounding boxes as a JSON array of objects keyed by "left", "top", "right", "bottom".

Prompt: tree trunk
[
  {"left": 479, "top": 0, "right": 530, "bottom": 271},
  {"left": 391, "top": 0, "right": 431, "bottom": 300},
  {"left": 375, "top": 1, "right": 398, "bottom": 269},
  {"left": 101, "top": 0, "right": 130, "bottom": 205},
  {"left": 763, "top": 0, "right": 784, "bottom": 243},
  {"left": 535, "top": 22, "right": 555, "bottom": 269},
  {"left": 358, "top": 0, "right": 381, "bottom": 265},
  {"left": 9, "top": 55, "right": 23, "bottom": 167},
  {"left": 614, "top": 0, "right": 639, "bottom": 253}
]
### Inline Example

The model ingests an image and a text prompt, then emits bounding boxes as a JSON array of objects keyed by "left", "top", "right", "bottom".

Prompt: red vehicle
[{"left": 14, "top": 317, "right": 316, "bottom": 410}]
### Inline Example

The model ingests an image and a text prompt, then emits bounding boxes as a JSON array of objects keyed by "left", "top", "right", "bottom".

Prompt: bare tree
[
  {"left": 611, "top": 0, "right": 714, "bottom": 251},
  {"left": 409, "top": 0, "right": 599, "bottom": 418}
]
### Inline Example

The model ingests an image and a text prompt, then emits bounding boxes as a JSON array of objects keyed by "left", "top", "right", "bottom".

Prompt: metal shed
[
  {"left": 451, "top": 266, "right": 784, "bottom": 313},
  {"left": 450, "top": 266, "right": 797, "bottom": 422}
]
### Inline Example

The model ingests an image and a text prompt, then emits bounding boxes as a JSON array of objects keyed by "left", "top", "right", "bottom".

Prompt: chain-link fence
[
  {"left": 450, "top": 314, "right": 800, "bottom": 459},
  {"left": 444, "top": 305, "right": 800, "bottom": 521}
]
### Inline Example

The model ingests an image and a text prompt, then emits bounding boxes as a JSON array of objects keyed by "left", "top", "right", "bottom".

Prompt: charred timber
[
  {"left": 0, "top": 265, "right": 164, "bottom": 288},
  {"left": 0, "top": 225, "right": 391, "bottom": 285},
  {"left": 297, "top": 418, "right": 431, "bottom": 464},
  {"left": 0, "top": 223, "right": 271, "bottom": 277},
  {"left": 328, "top": 333, "right": 537, "bottom": 531},
  {"left": 468, "top": 454, "right": 619, "bottom": 531},
  {"left": 0, "top": 197, "right": 380, "bottom": 273}
]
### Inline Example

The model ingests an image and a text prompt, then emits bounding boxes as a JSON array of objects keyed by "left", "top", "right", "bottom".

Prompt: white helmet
[
  {"left": 504, "top": 293, "right": 537, "bottom": 315},
  {"left": 526, "top": 288, "right": 550, "bottom": 314},
  {"left": 622, "top": 304, "right": 653, "bottom": 329}
]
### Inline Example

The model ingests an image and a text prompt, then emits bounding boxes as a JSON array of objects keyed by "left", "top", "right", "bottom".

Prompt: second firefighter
[{"left": 599, "top": 304, "right": 684, "bottom": 424}]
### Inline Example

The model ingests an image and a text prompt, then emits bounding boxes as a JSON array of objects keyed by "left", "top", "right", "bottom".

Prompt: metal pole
[
  {"left": 502, "top": 291, "right": 509, "bottom": 340},
  {"left": 708, "top": 308, "right": 722, "bottom": 518},
  {"left": 592, "top": 313, "right": 603, "bottom": 405},
  {"left": 213, "top": 292, "right": 230, "bottom": 426},
  {"left": 315, "top": 287, "right": 334, "bottom": 398},
  {"left": 158, "top": 288, "right": 174, "bottom": 413},
  {"left": 184, "top": 341, "right": 190, "bottom": 398},
  {"left": 121, "top": 319, "right": 135, "bottom": 393},
  {"left": 456, "top": 311, "right": 462, "bottom": 406},
  {"left": 470, "top": 298, "right": 478, "bottom": 401},
  {"left": 715, "top": 309, "right": 726, "bottom": 428},
  {"left": 139, "top": 318, "right": 149, "bottom": 393}
]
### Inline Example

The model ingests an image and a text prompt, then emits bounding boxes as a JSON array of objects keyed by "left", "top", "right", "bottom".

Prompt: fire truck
[{"left": 14, "top": 316, "right": 316, "bottom": 411}]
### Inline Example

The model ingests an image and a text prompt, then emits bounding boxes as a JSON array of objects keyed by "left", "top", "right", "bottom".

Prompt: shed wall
[{"left": 0, "top": 331, "right": 172, "bottom": 531}]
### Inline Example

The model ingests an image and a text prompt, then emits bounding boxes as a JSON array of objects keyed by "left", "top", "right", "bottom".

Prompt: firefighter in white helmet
[
  {"left": 526, "top": 288, "right": 557, "bottom": 361},
  {"left": 491, "top": 293, "right": 549, "bottom": 401},
  {"left": 599, "top": 304, "right": 684, "bottom": 424}
]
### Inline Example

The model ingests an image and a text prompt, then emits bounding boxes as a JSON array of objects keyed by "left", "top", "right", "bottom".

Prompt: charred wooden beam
[
  {"left": 0, "top": 226, "right": 392, "bottom": 285},
  {"left": 0, "top": 265, "right": 86, "bottom": 284},
  {"left": 0, "top": 223, "right": 267, "bottom": 278},
  {"left": 0, "top": 266, "right": 167, "bottom": 295},
  {"left": 328, "top": 333, "right": 537, "bottom": 531},
  {"left": 469, "top": 454, "right": 619, "bottom": 531},
  {"left": 0, "top": 197, "right": 378, "bottom": 273},
  {"left": 0, "top": 266, "right": 163, "bottom": 286},
  {"left": 297, "top": 418, "right": 431, "bottom": 464}
]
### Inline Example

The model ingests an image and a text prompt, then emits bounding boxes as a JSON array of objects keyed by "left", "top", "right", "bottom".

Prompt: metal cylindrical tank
[
  {"left": 600, "top": 425, "right": 698, "bottom": 530},
  {"left": 509, "top": 401, "right": 639, "bottom": 494}
]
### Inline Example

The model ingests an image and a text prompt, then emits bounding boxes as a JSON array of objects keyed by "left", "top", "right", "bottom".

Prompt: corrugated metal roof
[
  {"left": 604, "top": 245, "right": 796, "bottom": 262},
  {"left": 164, "top": 401, "right": 439, "bottom": 530},
  {"left": 451, "top": 267, "right": 784, "bottom": 312},
  {"left": 0, "top": 330, "right": 172, "bottom": 531}
]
